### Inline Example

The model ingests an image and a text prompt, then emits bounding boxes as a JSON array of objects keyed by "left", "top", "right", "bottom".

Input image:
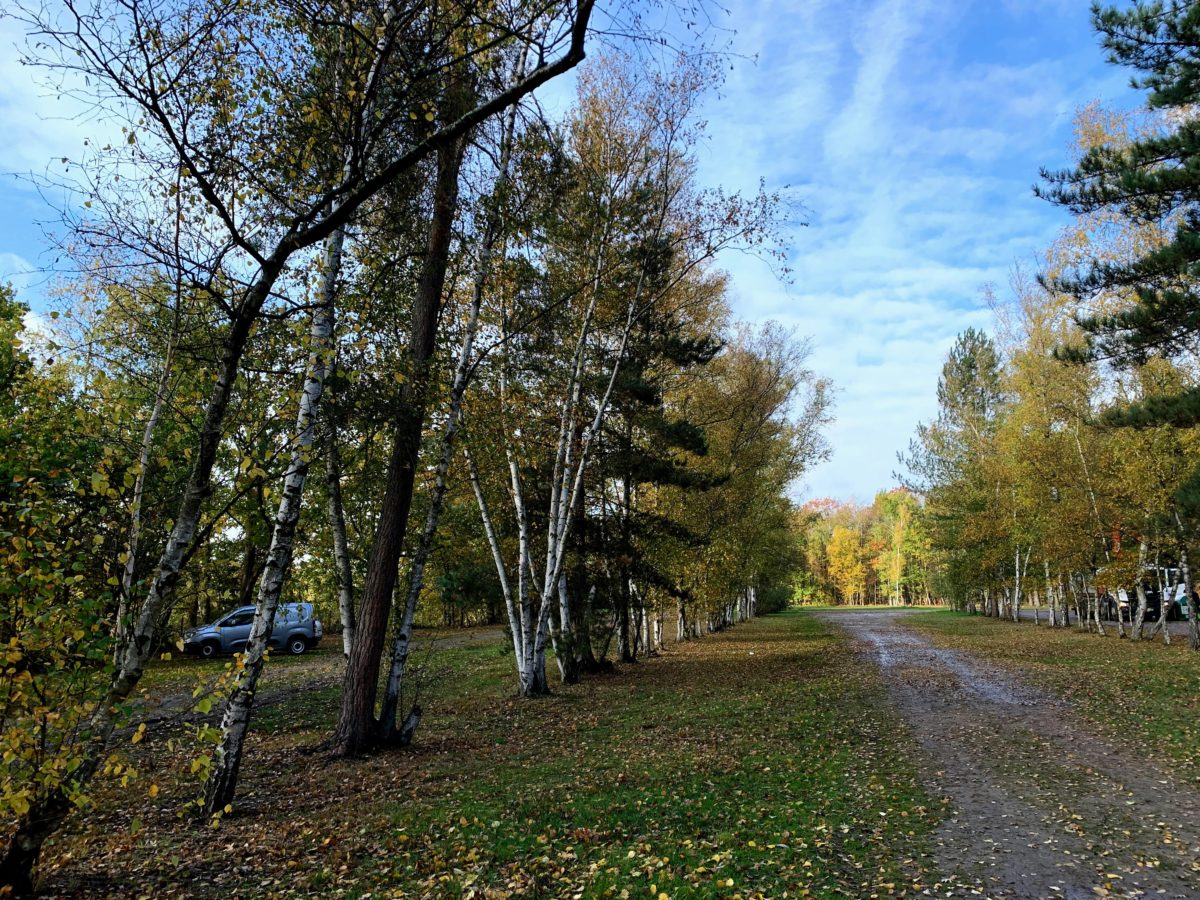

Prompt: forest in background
[{"left": 793, "top": 491, "right": 935, "bottom": 607}]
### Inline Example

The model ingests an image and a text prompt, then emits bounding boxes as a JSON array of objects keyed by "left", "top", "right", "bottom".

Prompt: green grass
[
  {"left": 48, "top": 610, "right": 942, "bottom": 898},
  {"left": 908, "top": 610, "right": 1200, "bottom": 782},
  {"left": 359, "top": 612, "right": 941, "bottom": 898}
]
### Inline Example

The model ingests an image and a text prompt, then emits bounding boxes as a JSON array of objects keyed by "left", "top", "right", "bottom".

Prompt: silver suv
[{"left": 183, "top": 603, "right": 323, "bottom": 658}]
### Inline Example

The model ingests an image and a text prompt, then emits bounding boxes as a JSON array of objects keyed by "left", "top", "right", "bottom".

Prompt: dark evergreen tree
[
  {"left": 1038, "top": 1, "right": 1200, "bottom": 512},
  {"left": 901, "top": 328, "right": 1005, "bottom": 611},
  {"left": 594, "top": 312, "right": 722, "bottom": 662}
]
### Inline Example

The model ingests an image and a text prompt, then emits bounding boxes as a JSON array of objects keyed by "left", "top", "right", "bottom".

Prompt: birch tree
[{"left": 2, "top": 0, "right": 597, "bottom": 888}]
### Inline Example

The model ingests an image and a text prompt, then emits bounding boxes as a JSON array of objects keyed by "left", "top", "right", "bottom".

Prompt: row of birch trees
[
  {"left": 905, "top": 3, "right": 1200, "bottom": 652},
  {"left": 0, "top": 1, "right": 831, "bottom": 893}
]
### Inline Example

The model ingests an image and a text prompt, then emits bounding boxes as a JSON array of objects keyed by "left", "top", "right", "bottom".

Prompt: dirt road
[{"left": 816, "top": 609, "right": 1200, "bottom": 899}]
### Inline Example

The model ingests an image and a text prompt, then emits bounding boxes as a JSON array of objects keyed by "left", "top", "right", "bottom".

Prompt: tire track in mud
[{"left": 816, "top": 609, "right": 1200, "bottom": 899}]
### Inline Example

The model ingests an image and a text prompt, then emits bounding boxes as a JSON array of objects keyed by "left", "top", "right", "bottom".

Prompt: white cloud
[
  {"left": 0, "top": 252, "right": 36, "bottom": 294},
  {"left": 691, "top": 0, "right": 1142, "bottom": 502},
  {"left": 0, "top": 18, "right": 95, "bottom": 178},
  {"left": 823, "top": 0, "right": 932, "bottom": 170}
]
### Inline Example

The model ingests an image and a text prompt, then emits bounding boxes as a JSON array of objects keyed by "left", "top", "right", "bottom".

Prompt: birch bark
[
  {"left": 204, "top": 225, "right": 341, "bottom": 813},
  {"left": 325, "top": 408, "right": 356, "bottom": 658}
]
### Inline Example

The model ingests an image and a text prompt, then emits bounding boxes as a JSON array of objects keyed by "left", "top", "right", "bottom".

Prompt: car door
[
  {"left": 269, "top": 605, "right": 298, "bottom": 649},
  {"left": 218, "top": 610, "right": 255, "bottom": 653}
]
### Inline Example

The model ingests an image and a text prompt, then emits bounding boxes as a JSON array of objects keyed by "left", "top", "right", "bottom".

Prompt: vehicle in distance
[{"left": 183, "top": 603, "right": 322, "bottom": 658}]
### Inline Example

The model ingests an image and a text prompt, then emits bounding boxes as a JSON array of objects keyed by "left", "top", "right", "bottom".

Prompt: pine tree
[
  {"left": 1039, "top": 2, "right": 1200, "bottom": 528},
  {"left": 1039, "top": 3, "right": 1200, "bottom": 429}
]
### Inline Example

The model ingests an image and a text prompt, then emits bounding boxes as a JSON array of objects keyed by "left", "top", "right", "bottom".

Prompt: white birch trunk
[
  {"left": 114, "top": 335, "right": 176, "bottom": 665},
  {"left": 204, "top": 221, "right": 342, "bottom": 812},
  {"left": 553, "top": 570, "right": 575, "bottom": 680},
  {"left": 466, "top": 446, "right": 522, "bottom": 660},
  {"left": 1131, "top": 537, "right": 1150, "bottom": 639},
  {"left": 1011, "top": 547, "right": 1025, "bottom": 623},
  {"left": 1043, "top": 560, "right": 1055, "bottom": 628},
  {"left": 325, "top": 402, "right": 356, "bottom": 658},
  {"left": 1171, "top": 507, "right": 1198, "bottom": 651}
]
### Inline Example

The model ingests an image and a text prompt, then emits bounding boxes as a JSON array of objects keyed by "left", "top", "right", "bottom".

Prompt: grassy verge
[
  {"left": 44, "top": 610, "right": 940, "bottom": 898},
  {"left": 908, "top": 610, "right": 1200, "bottom": 783}
]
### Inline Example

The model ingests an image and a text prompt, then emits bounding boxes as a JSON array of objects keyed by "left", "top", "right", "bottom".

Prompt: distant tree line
[{"left": 793, "top": 491, "right": 936, "bottom": 606}]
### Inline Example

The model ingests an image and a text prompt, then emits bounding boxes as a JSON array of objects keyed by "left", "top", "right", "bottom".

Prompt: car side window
[{"left": 223, "top": 612, "right": 255, "bottom": 627}]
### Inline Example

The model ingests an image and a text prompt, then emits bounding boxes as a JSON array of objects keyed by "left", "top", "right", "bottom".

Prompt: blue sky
[
  {"left": 690, "top": 0, "right": 1141, "bottom": 502},
  {"left": 0, "top": 1, "right": 1143, "bottom": 502}
]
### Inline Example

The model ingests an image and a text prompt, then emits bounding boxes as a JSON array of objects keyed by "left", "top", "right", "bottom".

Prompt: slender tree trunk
[
  {"left": 332, "top": 133, "right": 467, "bottom": 755},
  {"left": 1011, "top": 548, "right": 1025, "bottom": 624},
  {"left": 325, "top": 378, "right": 356, "bottom": 658},
  {"left": 619, "top": 474, "right": 635, "bottom": 662},
  {"left": 114, "top": 334, "right": 176, "bottom": 664},
  {"left": 204, "top": 228, "right": 340, "bottom": 813},
  {"left": 1043, "top": 560, "right": 1055, "bottom": 628},
  {"left": 578, "top": 584, "right": 598, "bottom": 668},
  {"left": 237, "top": 543, "right": 262, "bottom": 608},
  {"left": 618, "top": 585, "right": 633, "bottom": 662},
  {"left": 1170, "top": 507, "right": 1199, "bottom": 651},
  {"left": 1132, "top": 535, "right": 1150, "bottom": 640},
  {"left": 1149, "top": 575, "right": 1175, "bottom": 646},
  {"left": 1073, "top": 422, "right": 1111, "bottom": 567},
  {"left": 553, "top": 570, "right": 581, "bottom": 681},
  {"left": 466, "top": 446, "right": 521, "bottom": 664}
]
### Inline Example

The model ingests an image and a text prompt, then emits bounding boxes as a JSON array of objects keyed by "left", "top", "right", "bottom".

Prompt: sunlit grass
[{"left": 45, "top": 611, "right": 942, "bottom": 897}]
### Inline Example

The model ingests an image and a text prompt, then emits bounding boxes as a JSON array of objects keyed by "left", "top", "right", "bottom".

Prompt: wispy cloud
[
  {"left": 0, "top": 2, "right": 1144, "bottom": 503},
  {"left": 694, "top": 0, "right": 1141, "bottom": 502},
  {"left": 0, "top": 252, "right": 35, "bottom": 294}
]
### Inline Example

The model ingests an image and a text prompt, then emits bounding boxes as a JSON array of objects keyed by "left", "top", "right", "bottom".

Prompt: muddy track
[{"left": 816, "top": 609, "right": 1200, "bottom": 899}]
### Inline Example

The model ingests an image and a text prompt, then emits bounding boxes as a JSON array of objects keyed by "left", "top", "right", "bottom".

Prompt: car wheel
[
  {"left": 200, "top": 641, "right": 219, "bottom": 659},
  {"left": 288, "top": 636, "right": 308, "bottom": 656}
]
